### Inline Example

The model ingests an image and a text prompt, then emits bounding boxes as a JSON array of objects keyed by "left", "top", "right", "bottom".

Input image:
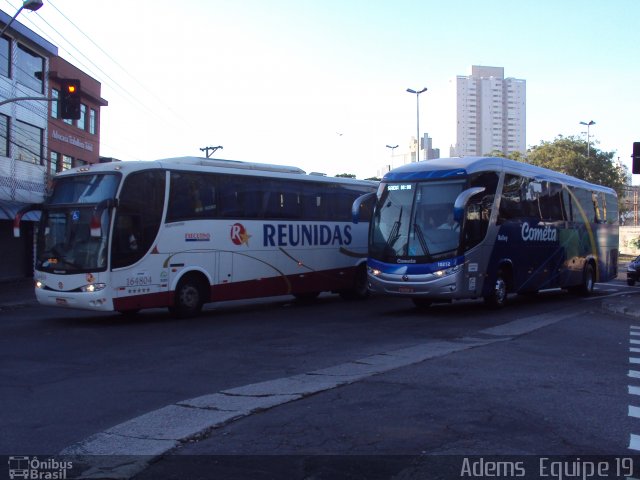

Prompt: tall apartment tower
[{"left": 455, "top": 66, "right": 526, "bottom": 157}]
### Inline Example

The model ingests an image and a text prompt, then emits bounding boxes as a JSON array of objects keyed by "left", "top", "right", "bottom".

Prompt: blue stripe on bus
[{"left": 368, "top": 256, "right": 465, "bottom": 275}]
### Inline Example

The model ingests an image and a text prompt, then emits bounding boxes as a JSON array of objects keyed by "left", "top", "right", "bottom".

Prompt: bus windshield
[
  {"left": 49, "top": 173, "right": 120, "bottom": 205},
  {"left": 36, "top": 173, "right": 120, "bottom": 273},
  {"left": 370, "top": 180, "right": 465, "bottom": 262}
]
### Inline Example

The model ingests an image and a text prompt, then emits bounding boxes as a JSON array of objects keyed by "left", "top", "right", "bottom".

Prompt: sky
[{"left": 4, "top": 0, "right": 639, "bottom": 182}]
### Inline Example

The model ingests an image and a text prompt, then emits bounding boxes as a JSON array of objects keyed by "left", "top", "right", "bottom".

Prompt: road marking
[
  {"left": 58, "top": 309, "right": 584, "bottom": 478},
  {"left": 630, "top": 326, "right": 640, "bottom": 452}
]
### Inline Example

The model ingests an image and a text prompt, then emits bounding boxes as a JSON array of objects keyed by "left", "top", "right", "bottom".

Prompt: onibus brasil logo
[{"left": 8, "top": 456, "right": 73, "bottom": 479}]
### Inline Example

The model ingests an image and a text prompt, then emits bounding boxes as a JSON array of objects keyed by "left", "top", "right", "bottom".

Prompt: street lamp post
[
  {"left": 579, "top": 120, "right": 596, "bottom": 158},
  {"left": 407, "top": 87, "right": 427, "bottom": 162},
  {"left": 0, "top": 1, "right": 44, "bottom": 37},
  {"left": 386, "top": 144, "right": 398, "bottom": 171}
]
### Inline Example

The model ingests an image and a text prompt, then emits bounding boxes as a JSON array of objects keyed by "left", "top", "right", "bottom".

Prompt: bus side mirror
[
  {"left": 453, "top": 187, "right": 485, "bottom": 223},
  {"left": 351, "top": 192, "right": 376, "bottom": 224},
  {"left": 13, "top": 204, "right": 42, "bottom": 238}
]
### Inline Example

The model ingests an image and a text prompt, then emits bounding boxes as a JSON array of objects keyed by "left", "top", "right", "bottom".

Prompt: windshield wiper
[
  {"left": 385, "top": 206, "right": 403, "bottom": 249},
  {"left": 413, "top": 223, "right": 430, "bottom": 257}
]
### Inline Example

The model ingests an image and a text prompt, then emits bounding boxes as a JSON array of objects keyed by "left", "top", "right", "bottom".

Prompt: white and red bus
[{"left": 14, "top": 157, "right": 376, "bottom": 317}]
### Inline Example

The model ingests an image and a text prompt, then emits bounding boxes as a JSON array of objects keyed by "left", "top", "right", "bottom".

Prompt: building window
[
  {"left": 78, "top": 104, "right": 86, "bottom": 130},
  {"left": 0, "top": 35, "right": 10, "bottom": 78},
  {"left": 89, "top": 109, "right": 96, "bottom": 134},
  {"left": 62, "top": 155, "right": 72, "bottom": 170},
  {"left": 14, "top": 119, "right": 42, "bottom": 164},
  {"left": 64, "top": 117, "right": 72, "bottom": 126},
  {"left": 51, "top": 151, "right": 59, "bottom": 173},
  {"left": 0, "top": 114, "right": 9, "bottom": 157},
  {"left": 51, "top": 89, "right": 59, "bottom": 118},
  {"left": 16, "top": 44, "right": 44, "bottom": 93},
  {"left": 74, "top": 158, "right": 87, "bottom": 167}
]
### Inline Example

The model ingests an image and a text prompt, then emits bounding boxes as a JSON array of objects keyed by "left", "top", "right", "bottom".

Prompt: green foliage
[
  {"left": 484, "top": 150, "right": 525, "bottom": 162},
  {"left": 525, "top": 135, "right": 630, "bottom": 201},
  {"left": 632, "top": 237, "right": 640, "bottom": 250},
  {"left": 365, "top": 176, "right": 382, "bottom": 181},
  {"left": 335, "top": 173, "right": 356, "bottom": 178}
]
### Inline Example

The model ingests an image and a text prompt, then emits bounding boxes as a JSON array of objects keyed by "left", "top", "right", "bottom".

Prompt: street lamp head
[
  {"left": 579, "top": 120, "right": 595, "bottom": 126},
  {"left": 407, "top": 87, "right": 428, "bottom": 95},
  {"left": 386, "top": 144, "right": 399, "bottom": 149},
  {"left": 23, "top": 0, "right": 43, "bottom": 11}
]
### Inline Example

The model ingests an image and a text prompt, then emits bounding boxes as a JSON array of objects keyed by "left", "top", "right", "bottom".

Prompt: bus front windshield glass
[
  {"left": 36, "top": 173, "right": 120, "bottom": 273},
  {"left": 370, "top": 180, "right": 465, "bottom": 262}
]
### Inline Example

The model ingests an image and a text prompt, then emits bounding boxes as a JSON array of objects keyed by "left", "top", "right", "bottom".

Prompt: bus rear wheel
[
  {"left": 169, "top": 276, "right": 206, "bottom": 319},
  {"left": 578, "top": 263, "right": 595, "bottom": 296},
  {"left": 484, "top": 270, "right": 508, "bottom": 308}
]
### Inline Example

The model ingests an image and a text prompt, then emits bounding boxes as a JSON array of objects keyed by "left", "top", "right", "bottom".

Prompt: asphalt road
[{"left": 1, "top": 280, "right": 639, "bottom": 479}]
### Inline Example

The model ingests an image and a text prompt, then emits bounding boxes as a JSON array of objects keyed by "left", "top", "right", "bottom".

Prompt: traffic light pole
[{"left": 0, "top": 96, "right": 54, "bottom": 107}]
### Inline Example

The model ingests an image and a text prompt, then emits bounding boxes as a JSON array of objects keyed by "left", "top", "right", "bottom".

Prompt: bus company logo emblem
[
  {"left": 230, "top": 223, "right": 251, "bottom": 246},
  {"left": 521, "top": 222, "right": 558, "bottom": 242}
]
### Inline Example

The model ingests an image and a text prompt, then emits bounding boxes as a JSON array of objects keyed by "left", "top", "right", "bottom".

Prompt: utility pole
[{"left": 200, "top": 146, "right": 223, "bottom": 158}]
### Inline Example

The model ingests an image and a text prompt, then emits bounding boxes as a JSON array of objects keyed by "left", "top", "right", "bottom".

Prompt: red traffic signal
[{"left": 59, "top": 79, "right": 81, "bottom": 120}]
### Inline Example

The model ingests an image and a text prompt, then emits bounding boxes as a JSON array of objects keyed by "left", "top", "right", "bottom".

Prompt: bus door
[{"left": 216, "top": 251, "right": 233, "bottom": 289}]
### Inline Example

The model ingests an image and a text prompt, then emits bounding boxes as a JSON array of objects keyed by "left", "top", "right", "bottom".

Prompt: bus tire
[
  {"left": 484, "top": 269, "right": 508, "bottom": 308},
  {"left": 339, "top": 264, "right": 369, "bottom": 300},
  {"left": 628, "top": 279, "right": 636, "bottom": 287},
  {"left": 578, "top": 263, "right": 595, "bottom": 296},
  {"left": 169, "top": 275, "right": 206, "bottom": 319}
]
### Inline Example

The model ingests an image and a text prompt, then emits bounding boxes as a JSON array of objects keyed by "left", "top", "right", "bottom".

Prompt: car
[{"left": 628, "top": 255, "right": 640, "bottom": 286}]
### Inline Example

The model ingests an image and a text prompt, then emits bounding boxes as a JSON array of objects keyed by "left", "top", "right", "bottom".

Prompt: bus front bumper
[
  {"left": 367, "top": 265, "right": 465, "bottom": 300},
  {"left": 35, "top": 283, "right": 114, "bottom": 312}
]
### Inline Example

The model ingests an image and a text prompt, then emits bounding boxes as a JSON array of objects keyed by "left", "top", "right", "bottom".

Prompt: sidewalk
[{"left": 0, "top": 277, "right": 37, "bottom": 310}]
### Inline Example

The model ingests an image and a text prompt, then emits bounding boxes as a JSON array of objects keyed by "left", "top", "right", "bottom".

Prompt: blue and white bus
[
  {"left": 352, "top": 156, "right": 619, "bottom": 308},
  {"left": 14, "top": 157, "right": 376, "bottom": 317}
]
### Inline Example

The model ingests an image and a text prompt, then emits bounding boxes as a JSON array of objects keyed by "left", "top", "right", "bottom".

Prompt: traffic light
[
  {"left": 633, "top": 142, "right": 640, "bottom": 175},
  {"left": 59, "top": 79, "right": 81, "bottom": 120}
]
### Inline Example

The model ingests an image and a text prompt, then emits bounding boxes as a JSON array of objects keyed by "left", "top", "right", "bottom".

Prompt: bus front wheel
[
  {"left": 484, "top": 270, "right": 508, "bottom": 308},
  {"left": 339, "top": 264, "right": 369, "bottom": 300},
  {"left": 169, "top": 276, "right": 206, "bottom": 318}
]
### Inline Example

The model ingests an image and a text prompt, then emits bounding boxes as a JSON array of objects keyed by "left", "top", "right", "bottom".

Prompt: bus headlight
[
  {"left": 81, "top": 283, "right": 106, "bottom": 293},
  {"left": 368, "top": 266, "right": 381, "bottom": 276},
  {"left": 35, "top": 280, "right": 44, "bottom": 289},
  {"left": 433, "top": 265, "right": 462, "bottom": 277}
]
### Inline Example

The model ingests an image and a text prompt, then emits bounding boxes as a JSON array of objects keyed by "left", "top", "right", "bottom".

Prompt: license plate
[
  {"left": 56, "top": 298, "right": 68, "bottom": 305},
  {"left": 398, "top": 287, "right": 414, "bottom": 293}
]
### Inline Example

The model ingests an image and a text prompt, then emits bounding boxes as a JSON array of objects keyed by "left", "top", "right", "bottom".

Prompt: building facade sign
[{"left": 51, "top": 129, "right": 95, "bottom": 152}]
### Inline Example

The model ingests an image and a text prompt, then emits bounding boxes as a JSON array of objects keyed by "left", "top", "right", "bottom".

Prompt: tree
[
  {"left": 335, "top": 173, "right": 356, "bottom": 178},
  {"left": 526, "top": 135, "right": 630, "bottom": 201},
  {"left": 484, "top": 149, "right": 525, "bottom": 162}
]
